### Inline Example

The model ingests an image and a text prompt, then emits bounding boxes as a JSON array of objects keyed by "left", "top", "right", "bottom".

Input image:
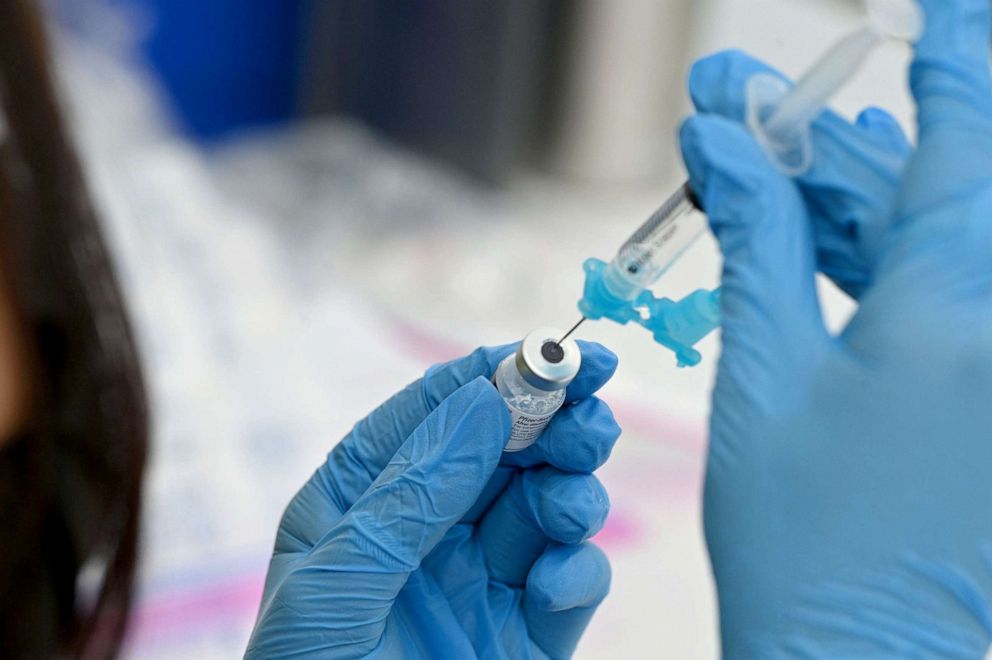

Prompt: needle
[{"left": 556, "top": 317, "right": 586, "bottom": 347}]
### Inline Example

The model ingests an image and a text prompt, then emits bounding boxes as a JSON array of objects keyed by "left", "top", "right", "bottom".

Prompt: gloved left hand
[
  {"left": 682, "top": 2, "right": 992, "bottom": 654},
  {"left": 245, "top": 342, "right": 621, "bottom": 659}
]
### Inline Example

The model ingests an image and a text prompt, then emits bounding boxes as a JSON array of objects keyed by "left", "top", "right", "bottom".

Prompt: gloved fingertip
[
  {"left": 855, "top": 106, "right": 912, "bottom": 153},
  {"left": 680, "top": 115, "right": 769, "bottom": 207},
  {"left": 535, "top": 473, "right": 610, "bottom": 544},
  {"left": 687, "top": 50, "right": 736, "bottom": 109},
  {"left": 578, "top": 398, "right": 623, "bottom": 454},
  {"left": 526, "top": 544, "right": 612, "bottom": 612},
  {"left": 566, "top": 342, "right": 619, "bottom": 401},
  {"left": 688, "top": 49, "right": 778, "bottom": 118},
  {"left": 856, "top": 106, "right": 897, "bottom": 130},
  {"left": 542, "top": 397, "right": 621, "bottom": 473},
  {"left": 678, "top": 116, "right": 705, "bottom": 178},
  {"left": 423, "top": 344, "right": 517, "bottom": 406},
  {"left": 574, "top": 341, "right": 618, "bottom": 371}
]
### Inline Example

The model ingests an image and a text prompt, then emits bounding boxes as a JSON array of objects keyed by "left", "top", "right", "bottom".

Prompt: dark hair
[{"left": 0, "top": 1, "right": 149, "bottom": 657}]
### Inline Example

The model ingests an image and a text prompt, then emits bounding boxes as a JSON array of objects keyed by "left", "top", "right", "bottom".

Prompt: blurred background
[{"left": 48, "top": 0, "right": 915, "bottom": 656}]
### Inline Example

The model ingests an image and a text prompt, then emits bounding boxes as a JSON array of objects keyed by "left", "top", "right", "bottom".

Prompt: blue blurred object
[
  {"left": 111, "top": 0, "right": 308, "bottom": 139},
  {"left": 682, "top": 0, "right": 992, "bottom": 653},
  {"left": 247, "top": 343, "right": 619, "bottom": 658}
]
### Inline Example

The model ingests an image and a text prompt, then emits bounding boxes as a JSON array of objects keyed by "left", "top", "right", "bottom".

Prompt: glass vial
[{"left": 493, "top": 326, "right": 582, "bottom": 452}]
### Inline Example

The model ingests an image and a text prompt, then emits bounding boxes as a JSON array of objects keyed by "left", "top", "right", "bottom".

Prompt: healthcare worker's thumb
[
  {"left": 283, "top": 377, "right": 509, "bottom": 645},
  {"left": 680, "top": 115, "right": 829, "bottom": 397}
]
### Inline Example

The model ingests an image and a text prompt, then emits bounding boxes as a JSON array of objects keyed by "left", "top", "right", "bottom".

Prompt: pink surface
[
  {"left": 609, "top": 401, "right": 706, "bottom": 455},
  {"left": 593, "top": 510, "right": 642, "bottom": 549},
  {"left": 125, "top": 571, "right": 265, "bottom": 649},
  {"left": 384, "top": 313, "right": 474, "bottom": 365}
]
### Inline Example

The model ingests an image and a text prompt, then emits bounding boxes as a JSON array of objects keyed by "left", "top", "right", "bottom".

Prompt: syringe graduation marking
[{"left": 620, "top": 183, "right": 697, "bottom": 253}]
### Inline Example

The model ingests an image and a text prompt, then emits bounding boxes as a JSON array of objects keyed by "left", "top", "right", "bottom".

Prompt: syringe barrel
[
  {"left": 604, "top": 182, "right": 706, "bottom": 299},
  {"left": 619, "top": 182, "right": 699, "bottom": 254},
  {"left": 580, "top": 182, "right": 706, "bottom": 323}
]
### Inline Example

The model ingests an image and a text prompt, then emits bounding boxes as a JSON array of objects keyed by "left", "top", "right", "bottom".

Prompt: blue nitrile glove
[
  {"left": 245, "top": 342, "right": 621, "bottom": 659},
  {"left": 681, "top": 1, "right": 992, "bottom": 656}
]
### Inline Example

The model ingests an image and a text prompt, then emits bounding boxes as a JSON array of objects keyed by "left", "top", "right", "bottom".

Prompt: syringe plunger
[{"left": 746, "top": 0, "right": 923, "bottom": 175}]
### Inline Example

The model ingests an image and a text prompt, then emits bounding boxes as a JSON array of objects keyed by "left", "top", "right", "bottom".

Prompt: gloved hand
[
  {"left": 682, "top": 1, "right": 992, "bottom": 656},
  {"left": 245, "top": 342, "right": 621, "bottom": 659}
]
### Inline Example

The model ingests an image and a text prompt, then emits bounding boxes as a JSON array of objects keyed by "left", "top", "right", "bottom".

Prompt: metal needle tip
[{"left": 556, "top": 317, "right": 587, "bottom": 346}]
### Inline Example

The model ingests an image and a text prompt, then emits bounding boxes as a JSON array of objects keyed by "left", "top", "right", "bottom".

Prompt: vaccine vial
[{"left": 493, "top": 326, "right": 582, "bottom": 452}]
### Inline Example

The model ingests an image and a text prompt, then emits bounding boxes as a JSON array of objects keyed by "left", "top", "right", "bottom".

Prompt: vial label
[{"left": 504, "top": 407, "right": 555, "bottom": 452}]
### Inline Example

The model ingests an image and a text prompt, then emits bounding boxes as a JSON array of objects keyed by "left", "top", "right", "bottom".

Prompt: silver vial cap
[{"left": 515, "top": 326, "right": 582, "bottom": 392}]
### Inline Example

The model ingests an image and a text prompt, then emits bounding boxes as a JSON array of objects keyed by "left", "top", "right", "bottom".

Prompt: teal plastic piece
[
  {"left": 637, "top": 288, "right": 721, "bottom": 367},
  {"left": 579, "top": 257, "right": 721, "bottom": 367},
  {"left": 578, "top": 258, "right": 643, "bottom": 325}
]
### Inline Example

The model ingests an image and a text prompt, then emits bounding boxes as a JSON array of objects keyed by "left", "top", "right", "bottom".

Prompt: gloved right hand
[{"left": 682, "top": 1, "right": 992, "bottom": 656}]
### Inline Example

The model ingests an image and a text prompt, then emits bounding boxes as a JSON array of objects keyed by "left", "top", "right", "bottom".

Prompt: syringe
[
  {"left": 571, "top": 184, "right": 716, "bottom": 367},
  {"left": 564, "top": 0, "right": 923, "bottom": 366}
]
